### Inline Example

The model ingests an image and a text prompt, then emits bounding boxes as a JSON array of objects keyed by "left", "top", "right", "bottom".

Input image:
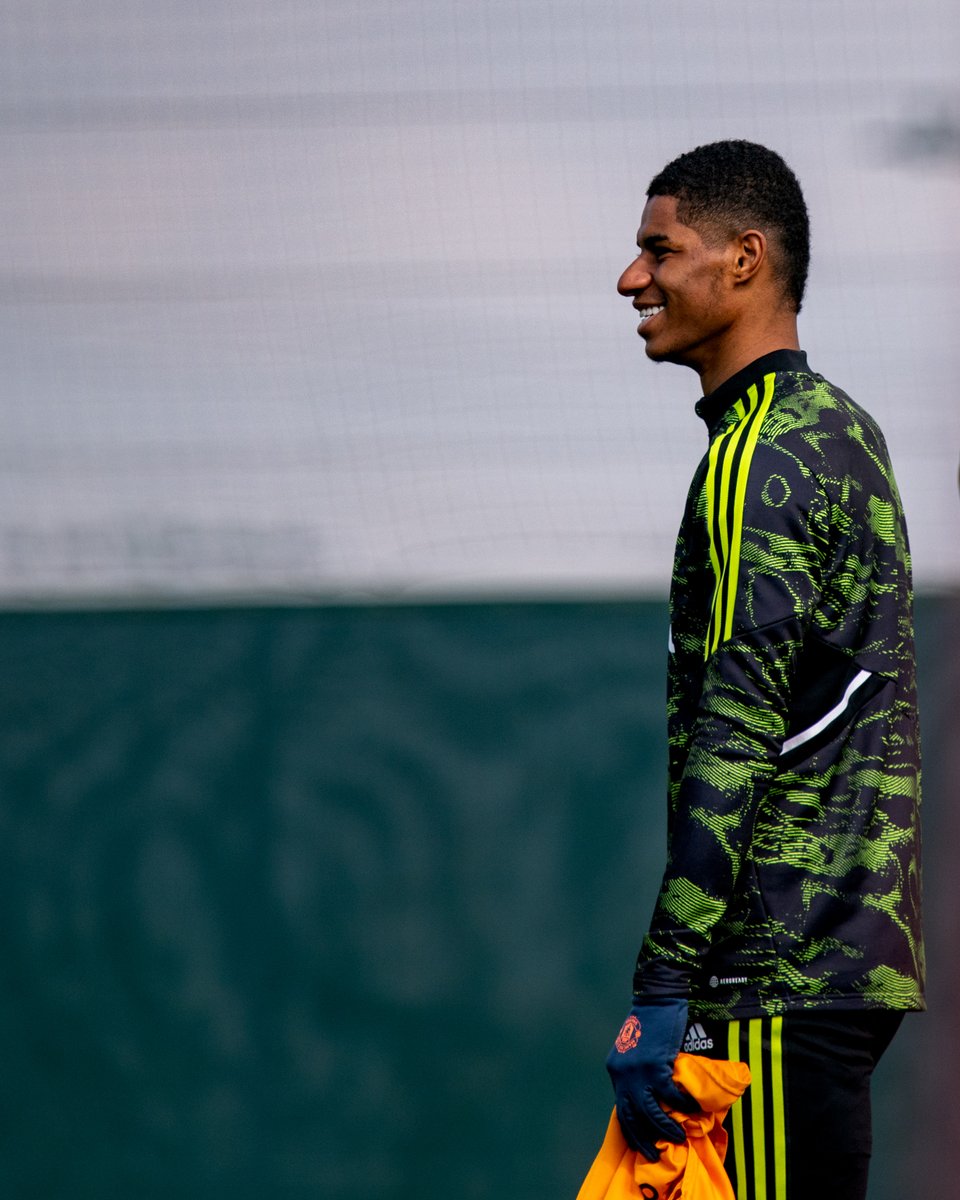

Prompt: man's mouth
[{"left": 635, "top": 304, "right": 664, "bottom": 327}]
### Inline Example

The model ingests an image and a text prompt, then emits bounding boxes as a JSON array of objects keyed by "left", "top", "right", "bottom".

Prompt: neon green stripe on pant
[
  {"left": 727, "top": 1021, "right": 748, "bottom": 1200},
  {"left": 728, "top": 1016, "right": 787, "bottom": 1200},
  {"left": 770, "top": 1017, "right": 787, "bottom": 1200},
  {"left": 749, "top": 1018, "right": 766, "bottom": 1198}
]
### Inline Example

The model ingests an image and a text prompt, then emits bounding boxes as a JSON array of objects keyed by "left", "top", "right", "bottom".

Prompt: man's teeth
[{"left": 637, "top": 305, "right": 664, "bottom": 324}]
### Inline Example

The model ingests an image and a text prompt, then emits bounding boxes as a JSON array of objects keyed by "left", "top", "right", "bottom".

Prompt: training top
[{"left": 634, "top": 349, "right": 924, "bottom": 1021}]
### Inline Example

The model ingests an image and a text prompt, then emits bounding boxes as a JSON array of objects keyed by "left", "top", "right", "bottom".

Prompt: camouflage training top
[{"left": 635, "top": 349, "right": 924, "bottom": 1020}]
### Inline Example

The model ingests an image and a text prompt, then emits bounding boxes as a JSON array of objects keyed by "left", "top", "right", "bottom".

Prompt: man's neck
[{"left": 697, "top": 321, "right": 800, "bottom": 396}]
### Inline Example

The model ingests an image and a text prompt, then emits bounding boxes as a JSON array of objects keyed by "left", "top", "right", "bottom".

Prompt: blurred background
[{"left": 0, "top": 1, "right": 957, "bottom": 1196}]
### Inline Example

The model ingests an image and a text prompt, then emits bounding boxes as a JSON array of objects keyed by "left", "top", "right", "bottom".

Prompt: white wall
[{"left": 1, "top": 0, "right": 957, "bottom": 601}]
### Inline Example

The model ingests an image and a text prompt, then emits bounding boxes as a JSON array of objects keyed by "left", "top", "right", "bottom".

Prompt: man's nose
[{"left": 617, "top": 257, "right": 653, "bottom": 296}]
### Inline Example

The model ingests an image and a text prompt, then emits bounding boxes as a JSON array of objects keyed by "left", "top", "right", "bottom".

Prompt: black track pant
[{"left": 691, "top": 1010, "right": 902, "bottom": 1200}]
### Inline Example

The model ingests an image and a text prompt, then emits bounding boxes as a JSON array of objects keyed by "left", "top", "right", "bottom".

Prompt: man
[{"left": 606, "top": 140, "right": 924, "bottom": 1200}]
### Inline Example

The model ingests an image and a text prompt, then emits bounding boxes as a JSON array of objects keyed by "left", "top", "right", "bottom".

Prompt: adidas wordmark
[{"left": 682, "top": 1023, "right": 714, "bottom": 1052}]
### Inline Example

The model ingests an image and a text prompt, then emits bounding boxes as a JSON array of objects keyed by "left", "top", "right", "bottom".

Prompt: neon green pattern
[
  {"left": 638, "top": 350, "right": 924, "bottom": 1020},
  {"left": 705, "top": 374, "right": 776, "bottom": 656}
]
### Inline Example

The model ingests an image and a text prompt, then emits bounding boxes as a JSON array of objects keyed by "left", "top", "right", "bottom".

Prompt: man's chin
[
  {"left": 642, "top": 336, "right": 692, "bottom": 370},
  {"left": 642, "top": 337, "right": 672, "bottom": 364}
]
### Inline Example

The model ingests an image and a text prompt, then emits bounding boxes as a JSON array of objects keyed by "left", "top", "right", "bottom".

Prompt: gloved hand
[{"left": 605, "top": 996, "right": 699, "bottom": 1161}]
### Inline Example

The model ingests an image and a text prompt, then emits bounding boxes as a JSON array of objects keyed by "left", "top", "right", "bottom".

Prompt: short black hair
[{"left": 647, "top": 140, "right": 810, "bottom": 313}]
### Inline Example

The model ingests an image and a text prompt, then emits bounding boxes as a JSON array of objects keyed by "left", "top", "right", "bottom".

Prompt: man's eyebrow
[{"left": 637, "top": 232, "right": 671, "bottom": 250}]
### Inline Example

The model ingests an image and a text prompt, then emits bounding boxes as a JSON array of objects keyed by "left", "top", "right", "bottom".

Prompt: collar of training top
[{"left": 695, "top": 348, "right": 810, "bottom": 434}]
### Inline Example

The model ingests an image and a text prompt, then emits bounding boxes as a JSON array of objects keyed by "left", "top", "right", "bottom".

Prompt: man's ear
[{"left": 731, "top": 229, "right": 766, "bottom": 284}]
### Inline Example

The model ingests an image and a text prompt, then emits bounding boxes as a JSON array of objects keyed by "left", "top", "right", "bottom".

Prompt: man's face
[{"left": 617, "top": 194, "right": 738, "bottom": 375}]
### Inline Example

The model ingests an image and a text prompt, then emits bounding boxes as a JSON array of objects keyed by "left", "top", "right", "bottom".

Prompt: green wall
[{"left": 1, "top": 598, "right": 956, "bottom": 1198}]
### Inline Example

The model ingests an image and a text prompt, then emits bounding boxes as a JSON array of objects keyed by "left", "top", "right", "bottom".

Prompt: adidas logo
[{"left": 683, "top": 1022, "right": 714, "bottom": 1053}]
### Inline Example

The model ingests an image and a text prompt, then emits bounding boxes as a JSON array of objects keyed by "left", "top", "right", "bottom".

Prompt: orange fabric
[{"left": 577, "top": 1053, "right": 751, "bottom": 1200}]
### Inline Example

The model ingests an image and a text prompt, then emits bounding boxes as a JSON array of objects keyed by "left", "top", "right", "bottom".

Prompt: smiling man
[{"left": 604, "top": 141, "right": 924, "bottom": 1200}]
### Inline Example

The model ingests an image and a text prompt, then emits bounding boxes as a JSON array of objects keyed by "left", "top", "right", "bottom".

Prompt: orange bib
[{"left": 577, "top": 1053, "right": 751, "bottom": 1200}]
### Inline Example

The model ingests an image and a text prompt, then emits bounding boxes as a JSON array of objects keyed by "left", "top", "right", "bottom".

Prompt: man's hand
[{"left": 605, "top": 996, "right": 698, "bottom": 1161}]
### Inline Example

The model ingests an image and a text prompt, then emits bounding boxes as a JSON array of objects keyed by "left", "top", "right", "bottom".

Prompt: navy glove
[{"left": 605, "top": 996, "right": 698, "bottom": 1161}]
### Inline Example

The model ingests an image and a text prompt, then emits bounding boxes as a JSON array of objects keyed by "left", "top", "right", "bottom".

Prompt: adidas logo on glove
[{"left": 682, "top": 1022, "right": 714, "bottom": 1053}]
